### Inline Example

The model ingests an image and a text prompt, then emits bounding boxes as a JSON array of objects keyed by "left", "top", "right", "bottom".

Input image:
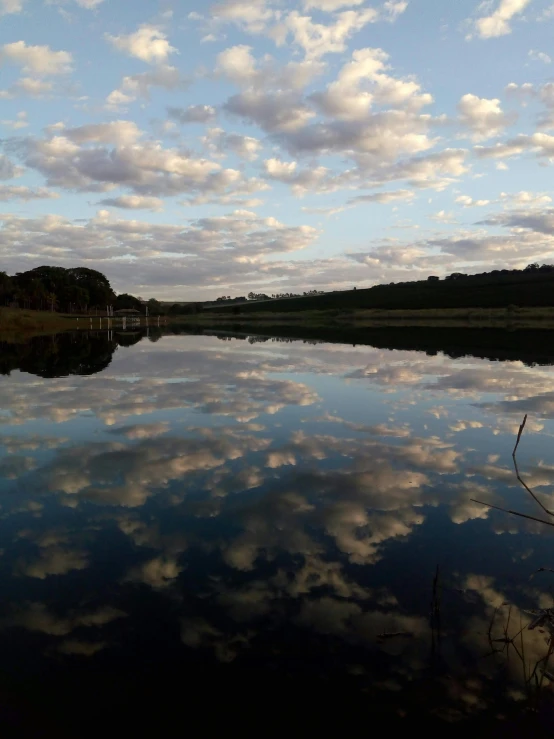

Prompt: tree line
[
  {"left": 0, "top": 266, "right": 164, "bottom": 315},
  {"left": 211, "top": 264, "right": 554, "bottom": 315}
]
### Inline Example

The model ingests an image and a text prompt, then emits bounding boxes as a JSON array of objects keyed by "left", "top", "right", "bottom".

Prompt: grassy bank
[
  {"left": 0, "top": 308, "right": 80, "bottom": 340},
  {"left": 5, "top": 305, "right": 554, "bottom": 343},
  {"left": 173, "top": 305, "right": 554, "bottom": 330}
]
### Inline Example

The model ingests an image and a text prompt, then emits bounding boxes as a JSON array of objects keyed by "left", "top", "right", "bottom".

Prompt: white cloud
[
  {"left": 63, "top": 120, "right": 143, "bottom": 145},
  {"left": 529, "top": 49, "right": 552, "bottom": 64},
  {"left": 455, "top": 195, "right": 491, "bottom": 207},
  {"left": 0, "top": 154, "right": 24, "bottom": 179},
  {"left": 469, "top": 0, "right": 532, "bottom": 40},
  {"left": 475, "top": 132, "right": 554, "bottom": 160},
  {"left": 106, "top": 25, "right": 177, "bottom": 64},
  {"left": 106, "top": 65, "right": 189, "bottom": 108},
  {"left": 0, "top": 209, "right": 320, "bottom": 297},
  {"left": 211, "top": 0, "right": 276, "bottom": 34},
  {"left": 46, "top": 0, "right": 105, "bottom": 8},
  {"left": 539, "top": 2, "right": 554, "bottom": 19},
  {"left": 216, "top": 44, "right": 259, "bottom": 86},
  {"left": 226, "top": 89, "right": 316, "bottom": 133},
  {"left": 500, "top": 190, "right": 552, "bottom": 207},
  {"left": 202, "top": 127, "right": 263, "bottom": 160},
  {"left": 347, "top": 188, "right": 414, "bottom": 205},
  {"left": 0, "top": 110, "right": 28, "bottom": 130},
  {"left": 1, "top": 77, "right": 54, "bottom": 98},
  {"left": 457, "top": 93, "right": 512, "bottom": 140},
  {"left": 97, "top": 195, "right": 163, "bottom": 211},
  {"left": 302, "top": 0, "right": 366, "bottom": 9},
  {"left": 312, "top": 47, "right": 432, "bottom": 121},
  {"left": 12, "top": 130, "right": 264, "bottom": 199},
  {"left": 0, "top": 0, "right": 24, "bottom": 13},
  {"left": 430, "top": 209, "right": 457, "bottom": 224},
  {"left": 264, "top": 157, "right": 339, "bottom": 195},
  {"left": 167, "top": 105, "right": 217, "bottom": 124},
  {"left": 0, "top": 41, "right": 73, "bottom": 76},
  {"left": 277, "top": 8, "right": 382, "bottom": 59},
  {"left": 0, "top": 185, "right": 59, "bottom": 200}
]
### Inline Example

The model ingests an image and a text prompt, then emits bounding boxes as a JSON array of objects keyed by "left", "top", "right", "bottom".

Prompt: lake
[{"left": 1, "top": 327, "right": 554, "bottom": 735}]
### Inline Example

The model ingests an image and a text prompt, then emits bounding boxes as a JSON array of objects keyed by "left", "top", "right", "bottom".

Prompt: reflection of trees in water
[
  {"left": 0, "top": 328, "right": 165, "bottom": 378},
  {"left": 180, "top": 326, "right": 554, "bottom": 366}
]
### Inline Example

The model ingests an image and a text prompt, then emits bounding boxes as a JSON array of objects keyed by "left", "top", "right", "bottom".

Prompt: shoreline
[
  {"left": 4, "top": 305, "right": 554, "bottom": 341},
  {"left": 0, "top": 308, "right": 168, "bottom": 341},
  {"left": 173, "top": 305, "right": 554, "bottom": 330}
]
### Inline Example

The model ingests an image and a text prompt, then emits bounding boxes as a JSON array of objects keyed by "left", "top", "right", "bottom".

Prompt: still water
[{"left": 1, "top": 328, "right": 554, "bottom": 735}]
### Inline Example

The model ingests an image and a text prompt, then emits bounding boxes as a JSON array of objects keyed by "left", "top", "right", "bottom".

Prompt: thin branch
[
  {"left": 513, "top": 455, "right": 554, "bottom": 517},
  {"left": 511, "top": 414, "right": 554, "bottom": 517},
  {"left": 470, "top": 499, "right": 554, "bottom": 528},
  {"left": 512, "top": 413, "right": 527, "bottom": 457}
]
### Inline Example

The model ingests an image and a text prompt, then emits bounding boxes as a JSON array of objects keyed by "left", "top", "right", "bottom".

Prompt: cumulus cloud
[
  {"left": 63, "top": 120, "right": 143, "bottom": 145},
  {"left": 167, "top": 105, "right": 217, "bottom": 124},
  {"left": 106, "top": 24, "right": 177, "bottom": 64},
  {"left": 0, "top": 110, "right": 28, "bottom": 130},
  {"left": 46, "top": 0, "right": 106, "bottom": 7},
  {"left": 0, "top": 153, "right": 24, "bottom": 179},
  {"left": 477, "top": 206, "right": 554, "bottom": 235},
  {"left": 0, "top": 41, "right": 73, "bottom": 76},
  {"left": 202, "top": 127, "right": 262, "bottom": 160},
  {"left": 457, "top": 93, "right": 513, "bottom": 141},
  {"left": 303, "top": 0, "right": 366, "bottom": 9},
  {"left": 0, "top": 184, "right": 59, "bottom": 200},
  {"left": 529, "top": 49, "right": 552, "bottom": 64},
  {"left": 210, "top": 0, "right": 276, "bottom": 34},
  {"left": 8, "top": 129, "right": 270, "bottom": 201},
  {"left": 97, "top": 195, "right": 163, "bottom": 211},
  {"left": 505, "top": 81, "right": 554, "bottom": 129},
  {"left": 106, "top": 65, "right": 189, "bottom": 108},
  {"left": 276, "top": 7, "right": 383, "bottom": 59},
  {"left": 475, "top": 132, "right": 554, "bottom": 160},
  {"left": 0, "top": 0, "right": 24, "bottom": 13},
  {"left": 455, "top": 195, "right": 491, "bottom": 207},
  {"left": 500, "top": 190, "right": 552, "bottom": 207},
  {"left": 312, "top": 47, "right": 432, "bottom": 121},
  {"left": 0, "top": 208, "right": 319, "bottom": 296},
  {"left": 0, "top": 77, "right": 54, "bottom": 98},
  {"left": 469, "top": 0, "right": 532, "bottom": 39}
]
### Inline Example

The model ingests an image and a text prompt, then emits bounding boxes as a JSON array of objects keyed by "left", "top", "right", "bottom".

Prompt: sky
[{"left": 0, "top": 0, "right": 553, "bottom": 300}]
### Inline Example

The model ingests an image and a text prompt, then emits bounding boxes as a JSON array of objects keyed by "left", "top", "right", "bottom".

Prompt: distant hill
[{"left": 205, "top": 266, "right": 554, "bottom": 314}]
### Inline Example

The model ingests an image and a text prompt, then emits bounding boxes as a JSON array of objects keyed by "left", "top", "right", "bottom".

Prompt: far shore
[
  {"left": 172, "top": 305, "right": 554, "bottom": 330},
  {"left": 4, "top": 305, "right": 554, "bottom": 341}
]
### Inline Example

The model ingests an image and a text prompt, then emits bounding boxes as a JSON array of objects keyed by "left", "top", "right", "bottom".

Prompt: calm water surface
[{"left": 1, "top": 328, "right": 554, "bottom": 735}]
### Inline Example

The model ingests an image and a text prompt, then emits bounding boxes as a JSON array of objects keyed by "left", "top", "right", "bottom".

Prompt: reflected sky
[{"left": 1, "top": 329, "right": 554, "bottom": 733}]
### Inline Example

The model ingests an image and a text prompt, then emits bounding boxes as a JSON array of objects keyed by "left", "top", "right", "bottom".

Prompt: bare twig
[
  {"left": 513, "top": 456, "right": 554, "bottom": 518},
  {"left": 473, "top": 414, "right": 554, "bottom": 525},
  {"left": 530, "top": 567, "right": 554, "bottom": 579},
  {"left": 512, "top": 413, "right": 527, "bottom": 457},
  {"left": 512, "top": 414, "right": 554, "bottom": 517},
  {"left": 470, "top": 499, "right": 554, "bottom": 528}
]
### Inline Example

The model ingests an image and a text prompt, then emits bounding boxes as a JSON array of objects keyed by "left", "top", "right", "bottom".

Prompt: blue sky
[{"left": 1, "top": 0, "right": 554, "bottom": 299}]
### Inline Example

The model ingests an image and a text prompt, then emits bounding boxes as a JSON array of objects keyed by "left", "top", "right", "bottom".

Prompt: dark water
[{"left": 1, "top": 328, "right": 554, "bottom": 736}]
